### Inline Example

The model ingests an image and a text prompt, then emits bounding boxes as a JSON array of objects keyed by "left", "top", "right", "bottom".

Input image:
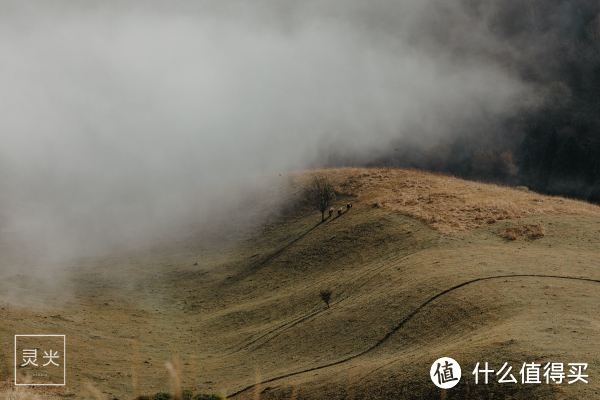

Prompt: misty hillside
[
  {"left": 1, "top": 0, "right": 599, "bottom": 260},
  {"left": 2, "top": 168, "right": 599, "bottom": 399},
  {"left": 2, "top": 2, "right": 600, "bottom": 399}
]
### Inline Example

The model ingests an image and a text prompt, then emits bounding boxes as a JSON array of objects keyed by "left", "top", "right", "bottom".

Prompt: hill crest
[{"left": 296, "top": 167, "right": 600, "bottom": 233}]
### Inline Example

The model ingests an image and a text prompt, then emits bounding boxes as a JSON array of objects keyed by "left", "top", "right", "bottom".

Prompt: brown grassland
[{"left": 1, "top": 168, "right": 599, "bottom": 399}]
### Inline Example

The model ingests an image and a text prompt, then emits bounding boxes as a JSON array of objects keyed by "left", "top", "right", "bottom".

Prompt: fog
[{"left": 0, "top": 1, "right": 535, "bottom": 266}]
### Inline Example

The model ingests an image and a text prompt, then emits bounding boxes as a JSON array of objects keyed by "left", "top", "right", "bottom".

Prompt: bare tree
[
  {"left": 319, "top": 289, "right": 332, "bottom": 308},
  {"left": 308, "top": 175, "right": 336, "bottom": 222}
]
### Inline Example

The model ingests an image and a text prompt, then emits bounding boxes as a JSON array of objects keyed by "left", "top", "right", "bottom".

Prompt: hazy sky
[{"left": 0, "top": 1, "right": 534, "bottom": 264}]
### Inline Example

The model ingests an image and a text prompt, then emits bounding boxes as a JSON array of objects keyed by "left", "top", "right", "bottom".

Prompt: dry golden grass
[
  {"left": 500, "top": 223, "right": 545, "bottom": 241},
  {"left": 296, "top": 167, "right": 600, "bottom": 233},
  {"left": 0, "top": 380, "right": 58, "bottom": 400},
  {"left": 2, "top": 167, "right": 600, "bottom": 400}
]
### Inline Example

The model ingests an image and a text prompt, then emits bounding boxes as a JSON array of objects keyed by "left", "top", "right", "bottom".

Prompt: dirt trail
[{"left": 227, "top": 274, "right": 600, "bottom": 398}]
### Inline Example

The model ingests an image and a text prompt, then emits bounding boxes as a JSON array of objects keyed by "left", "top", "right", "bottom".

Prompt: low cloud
[{"left": 0, "top": 1, "right": 534, "bottom": 266}]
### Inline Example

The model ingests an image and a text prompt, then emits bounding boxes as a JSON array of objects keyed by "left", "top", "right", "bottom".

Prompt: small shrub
[
  {"left": 500, "top": 223, "right": 545, "bottom": 241},
  {"left": 501, "top": 229, "right": 518, "bottom": 241},
  {"left": 193, "top": 394, "right": 223, "bottom": 400},
  {"left": 140, "top": 391, "right": 221, "bottom": 400},
  {"left": 320, "top": 289, "right": 332, "bottom": 308},
  {"left": 526, "top": 224, "right": 545, "bottom": 239}
]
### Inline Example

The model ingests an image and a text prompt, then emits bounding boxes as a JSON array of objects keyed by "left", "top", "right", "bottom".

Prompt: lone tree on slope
[
  {"left": 308, "top": 175, "right": 336, "bottom": 222},
  {"left": 320, "top": 289, "right": 332, "bottom": 308}
]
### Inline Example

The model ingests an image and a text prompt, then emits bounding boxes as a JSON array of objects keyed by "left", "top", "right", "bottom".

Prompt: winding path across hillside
[{"left": 227, "top": 274, "right": 600, "bottom": 398}]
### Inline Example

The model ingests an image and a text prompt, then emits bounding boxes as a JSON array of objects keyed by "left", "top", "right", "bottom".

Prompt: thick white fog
[{"left": 0, "top": 1, "right": 534, "bottom": 264}]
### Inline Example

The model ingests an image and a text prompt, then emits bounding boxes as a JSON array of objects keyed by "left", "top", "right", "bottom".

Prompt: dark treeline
[{"left": 375, "top": 0, "right": 600, "bottom": 202}]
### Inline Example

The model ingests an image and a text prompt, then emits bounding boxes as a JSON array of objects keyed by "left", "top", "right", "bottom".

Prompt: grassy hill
[{"left": 1, "top": 168, "right": 599, "bottom": 399}]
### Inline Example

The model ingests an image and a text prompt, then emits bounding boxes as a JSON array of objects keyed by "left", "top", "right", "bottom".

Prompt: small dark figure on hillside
[
  {"left": 328, "top": 207, "right": 334, "bottom": 218},
  {"left": 346, "top": 202, "right": 352, "bottom": 209},
  {"left": 308, "top": 175, "right": 336, "bottom": 222},
  {"left": 320, "top": 289, "right": 332, "bottom": 308},
  {"left": 337, "top": 206, "right": 344, "bottom": 216}
]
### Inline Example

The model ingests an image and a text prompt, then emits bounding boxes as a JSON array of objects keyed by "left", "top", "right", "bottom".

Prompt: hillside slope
[{"left": 1, "top": 168, "right": 599, "bottom": 399}]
